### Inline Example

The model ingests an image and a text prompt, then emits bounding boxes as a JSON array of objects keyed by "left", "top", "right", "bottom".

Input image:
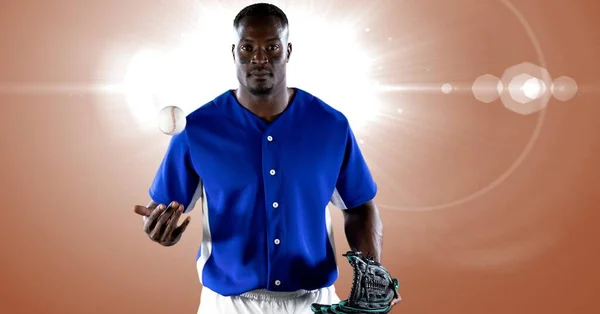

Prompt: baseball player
[{"left": 133, "top": 3, "right": 399, "bottom": 313}]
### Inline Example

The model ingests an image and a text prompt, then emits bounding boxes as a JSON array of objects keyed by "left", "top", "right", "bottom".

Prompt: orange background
[{"left": 1, "top": 0, "right": 599, "bottom": 313}]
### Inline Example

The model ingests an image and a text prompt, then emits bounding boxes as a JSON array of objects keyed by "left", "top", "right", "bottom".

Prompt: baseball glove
[{"left": 311, "top": 251, "right": 400, "bottom": 314}]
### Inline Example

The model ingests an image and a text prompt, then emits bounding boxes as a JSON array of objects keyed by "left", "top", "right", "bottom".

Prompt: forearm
[{"left": 343, "top": 201, "right": 383, "bottom": 262}]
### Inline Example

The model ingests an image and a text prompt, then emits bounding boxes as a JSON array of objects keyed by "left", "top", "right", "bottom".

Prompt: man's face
[{"left": 232, "top": 16, "right": 291, "bottom": 96}]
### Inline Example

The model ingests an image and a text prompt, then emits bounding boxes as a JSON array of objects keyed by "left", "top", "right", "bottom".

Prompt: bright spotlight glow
[
  {"left": 123, "top": 49, "right": 171, "bottom": 130},
  {"left": 288, "top": 10, "right": 379, "bottom": 129},
  {"left": 522, "top": 77, "right": 544, "bottom": 100},
  {"left": 123, "top": 4, "right": 380, "bottom": 133},
  {"left": 286, "top": 9, "right": 380, "bottom": 131},
  {"left": 122, "top": 4, "right": 236, "bottom": 133}
]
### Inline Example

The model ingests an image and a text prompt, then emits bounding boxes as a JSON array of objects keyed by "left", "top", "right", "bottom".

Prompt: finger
[
  {"left": 173, "top": 215, "right": 192, "bottom": 236},
  {"left": 152, "top": 202, "right": 179, "bottom": 242},
  {"left": 134, "top": 205, "right": 152, "bottom": 216},
  {"left": 157, "top": 201, "right": 178, "bottom": 226},
  {"left": 161, "top": 204, "right": 184, "bottom": 243},
  {"left": 144, "top": 204, "right": 166, "bottom": 234},
  {"left": 150, "top": 202, "right": 179, "bottom": 241}
]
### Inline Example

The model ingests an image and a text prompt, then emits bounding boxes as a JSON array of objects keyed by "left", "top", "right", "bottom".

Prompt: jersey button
[
  {"left": 272, "top": 202, "right": 279, "bottom": 208},
  {"left": 267, "top": 135, "right": 273, "bottom": 142},
  {"left": 269, "top": 169, "right": 276, "bottom": 175},
  {"left": 275, "top": 280, "right": 281, "bottom": 286},
  {"left": 274, "top": 239, "right": 280, "bottom": 245}
]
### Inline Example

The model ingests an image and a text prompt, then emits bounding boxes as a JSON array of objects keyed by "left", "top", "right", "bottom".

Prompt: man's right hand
[{"left": 133, "top": 201, "right": 191, "bottom": 247}]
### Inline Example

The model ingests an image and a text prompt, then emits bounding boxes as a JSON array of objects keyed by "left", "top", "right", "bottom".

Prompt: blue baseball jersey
[{"left": 149, "top": 88, "right": 377, "bottom": 296}]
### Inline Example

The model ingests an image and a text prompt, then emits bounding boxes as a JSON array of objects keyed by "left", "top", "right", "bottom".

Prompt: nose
[{"left": 251, "top": 49, "right": 269, "bottom": 64}]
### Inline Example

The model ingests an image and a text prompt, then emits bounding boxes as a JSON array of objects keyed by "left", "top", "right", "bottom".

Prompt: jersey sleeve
[
  {"left": 149, "top": 130, "right": 202, "bottom": 214},
  {"left": 330, "top": 122, "right": 378, "bottom": 210}
]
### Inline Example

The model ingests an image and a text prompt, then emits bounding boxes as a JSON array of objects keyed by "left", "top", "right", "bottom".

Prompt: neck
[{"left": 235, "top": 83, "right": 293, "bottom": 122}]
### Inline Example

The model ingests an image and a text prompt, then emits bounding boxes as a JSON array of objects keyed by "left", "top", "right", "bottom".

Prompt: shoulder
[
  {"left": 296, "top": 88, "right": 351, "bottom": 129},
  {"left": 173, "top": 90, "right": 233, "bottom": 146},
  {"left": 186, "top": 90, "right": 232, "bottom": 122}
]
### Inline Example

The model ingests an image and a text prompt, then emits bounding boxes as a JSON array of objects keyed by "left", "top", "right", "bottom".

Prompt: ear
[
  {"left": 286, "top": 43, "right": 292, "bottom": 63},
  {"left": 231, "top": 44, "right": 236, "bottom": 63}
]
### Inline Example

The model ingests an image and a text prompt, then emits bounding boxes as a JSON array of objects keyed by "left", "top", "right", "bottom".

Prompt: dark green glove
[{"left": 311, "top": 251, "right": 400, "bottom": 314}]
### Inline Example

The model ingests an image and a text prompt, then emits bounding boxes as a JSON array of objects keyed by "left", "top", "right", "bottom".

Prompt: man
[{"left": 134, "top": 3, "right": 394, "bottom": 314}]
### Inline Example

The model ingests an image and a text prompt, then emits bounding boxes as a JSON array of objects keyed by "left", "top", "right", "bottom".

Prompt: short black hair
[{"left": 233, "top": 3, "right": 289, "bottom": 30}]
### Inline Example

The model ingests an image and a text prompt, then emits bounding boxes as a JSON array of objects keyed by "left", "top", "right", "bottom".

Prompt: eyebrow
[{"left": 240, "top": 37, "right": 281, "bottom": 43}]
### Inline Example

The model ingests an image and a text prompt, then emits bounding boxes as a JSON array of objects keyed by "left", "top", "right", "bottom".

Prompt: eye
[
  {"left": 240, "top": 45, "right": 253, "bottom": 52},
  {"left": 267, "top": 45, "right": 280, "bottom": 51}
]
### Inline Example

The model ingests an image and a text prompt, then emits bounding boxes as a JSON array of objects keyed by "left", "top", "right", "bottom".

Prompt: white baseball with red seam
[{"left": 157, "top": 105, "right": 186, "bottom": 135}]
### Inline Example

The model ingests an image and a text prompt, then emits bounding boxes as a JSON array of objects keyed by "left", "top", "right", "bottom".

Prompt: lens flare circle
[
  {"left": 551, "top": 76, "right": 578, "bottom": 101},
  {"left": 381, "top": 0, "right": 549, "bottom": 212}
]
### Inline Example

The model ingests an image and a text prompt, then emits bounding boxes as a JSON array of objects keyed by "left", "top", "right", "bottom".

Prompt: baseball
[{"left": 157, "top": 105, "right": 187, "bottom": 135}]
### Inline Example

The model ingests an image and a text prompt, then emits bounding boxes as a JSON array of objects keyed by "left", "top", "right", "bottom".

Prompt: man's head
[{"left": 232, "top": 3, "right": 292, "bottom": 96}]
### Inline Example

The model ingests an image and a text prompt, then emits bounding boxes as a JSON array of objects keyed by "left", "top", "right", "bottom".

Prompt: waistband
[{"left": 239, "top": 288, "right": 316, "bottom": 301}]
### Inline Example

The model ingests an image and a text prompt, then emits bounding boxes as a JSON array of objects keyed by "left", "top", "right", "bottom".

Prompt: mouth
[{"left": 249, "top": 70, "right": 271, "bottom": 77}]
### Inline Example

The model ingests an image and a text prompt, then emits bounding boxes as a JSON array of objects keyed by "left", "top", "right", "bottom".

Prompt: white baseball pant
[{"left": 197, "top": 285, "right": 341, "bottom": 314}]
